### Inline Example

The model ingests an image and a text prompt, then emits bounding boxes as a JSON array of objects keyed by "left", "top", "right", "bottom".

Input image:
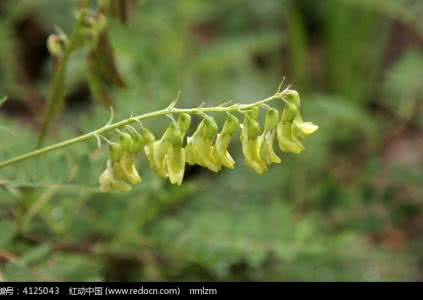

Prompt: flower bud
[
  {"left": 109, "top": 142, "right": 123, "bottom": 162},
  {"left": 117, "top": 130, "right": 134, "bottom": 151},
  {"left": 126, "top": 128, "right": 145, "bottom": 153},
  {"left": 47, "top": 34, "right": 66, "bottom": 58}
]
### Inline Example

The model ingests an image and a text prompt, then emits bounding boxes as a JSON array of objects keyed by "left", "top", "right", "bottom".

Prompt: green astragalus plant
[
  {"left": 0, "top": 1, "right": 318, "bottom": 192},
  {"left": 0, "top": 88, "right": 318, "bottom": 192}
]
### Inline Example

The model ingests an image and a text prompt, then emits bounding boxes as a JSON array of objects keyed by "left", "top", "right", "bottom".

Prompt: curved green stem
[{"left": 0, "top": 91, "right": 289, "bottom": 170}]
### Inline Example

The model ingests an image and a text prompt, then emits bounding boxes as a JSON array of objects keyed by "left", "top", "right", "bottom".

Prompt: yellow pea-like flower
[
  {"left": 148, "top": 125, "right": 177, "bottom": 178},
  {"left": 241, "top": 132, "right": 267, "bottom": 174},
  {"left": 144, "top": 120, "right": 189, "bottom": 184},
  {"left": 284, "top": 90, "right": 318, "bottom": 137},
  {"left": 150, "top": 139, "right": 170, "bottom": 178},
  {"left": 261, "top": 130, "right": 281, "bottom": 164},
  {"left": 293, "top": 113, "right": 319, "bottom": 136},
  {"left": 99, "top": 143, "right": 129, "bottom": 192},
  {"left": 240, "top": 114, "right": 267, "bottom": 174},
  {"left": 277, "top": 96, "right": 318, "bottom": 154},
  {"left": 103, "top": 130, "right": 140, "bottom": 185},
  {"left": 99, "top": 161, "right": 132, "bottom": 192},
  {"left": 213, "top": 113, "right": 239, "bottom": 169},
  {"left": 117, "top": 152, "right": 141, "bottom": 185},
  {"left": 213, "top": 134, "right": 235, "bottom": 169},
  {"left": 163, "top": 122, "right": 186, "bottom": 185},
  {"left": 260, "top": 108, "right": 281, "bottom": 165},
  {"left": 186, "top": 115, "right": 220, "bottom": 172},
  {"left": 166, "top": 143, "right": 185, "bottom": 185},
  {"left": 143, "top": 128, "right": 169, "bottom": 177},
  {"left": 277, "top": 103, "right": 305, "bottom": 154}
]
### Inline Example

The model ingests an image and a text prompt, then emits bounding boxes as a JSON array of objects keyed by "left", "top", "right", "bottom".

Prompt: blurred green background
[{"left": 0, "top": 0, "right": 422, "bottom": 281}]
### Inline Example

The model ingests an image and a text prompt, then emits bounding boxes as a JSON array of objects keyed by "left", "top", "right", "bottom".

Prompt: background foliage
[{"left": 0, "top": 0, "right": 422, "bottom": 281}]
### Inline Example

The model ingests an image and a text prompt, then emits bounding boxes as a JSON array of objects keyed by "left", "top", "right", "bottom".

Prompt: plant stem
[
  {"left": 37, "top": 14, "right": 85, "bottom": 148},
  {"left": 0, "top": 92, "right": 289, "bottom": 170}
]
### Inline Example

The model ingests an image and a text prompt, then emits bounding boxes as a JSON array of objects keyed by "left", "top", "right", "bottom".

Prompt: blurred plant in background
[{"left": 0, "top": 0, "right": 422, "bottom": 281}]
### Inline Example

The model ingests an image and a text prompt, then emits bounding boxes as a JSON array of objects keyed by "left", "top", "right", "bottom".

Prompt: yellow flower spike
[
  {"left": 213, "top": 113, "right": 239, "bottom": 169},
  {"left": 240, "top": 114, "right": 268, "bottom": 174},
  {"left": 185, "top": 115, "right": 220, "bottom": 172},
  {"left": 0, "top": 89, "right": 320, "bottom": 194},
  {"left": 260, "top": 108, "right": 281, "bottom": 164}
]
